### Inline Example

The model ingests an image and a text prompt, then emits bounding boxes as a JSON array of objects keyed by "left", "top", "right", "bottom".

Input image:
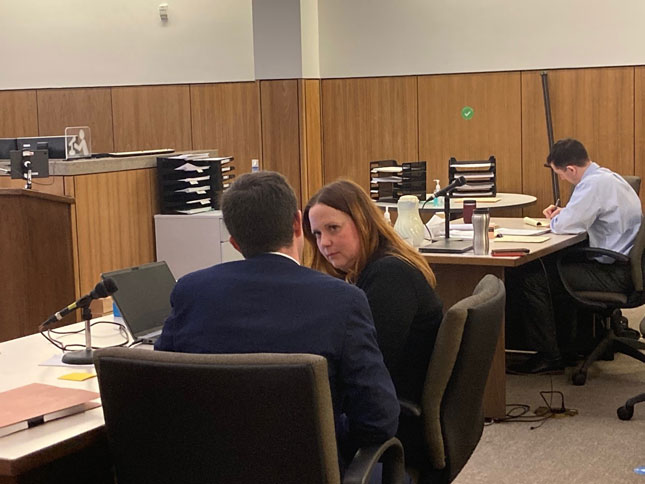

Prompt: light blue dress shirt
[{"left": 550, "top": 162, "right": 642, "bottom": 256}]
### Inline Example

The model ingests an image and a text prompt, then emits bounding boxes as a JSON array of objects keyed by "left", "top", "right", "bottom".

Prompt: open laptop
[{"left": 101, "top": 261, "right": 176, "bottom": 344}]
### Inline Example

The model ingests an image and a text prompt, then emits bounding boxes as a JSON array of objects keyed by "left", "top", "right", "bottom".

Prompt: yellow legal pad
[
  {"left": 58, "top": 372, "right": 97, "bottom": 382},
  {"left": 494, "top": 235, "right": 550, "bottom": 244}
]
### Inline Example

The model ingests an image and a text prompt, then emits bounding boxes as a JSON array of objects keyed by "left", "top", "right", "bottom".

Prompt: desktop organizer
[
  {"left": 369, "top": 160, "right": 426, "bottom": 202},
  {"left": 448, "top": 156, "right": 497, "bottom": 197},
  {"left": 156, "top": 154, "right": 235, "bottom": 214}
]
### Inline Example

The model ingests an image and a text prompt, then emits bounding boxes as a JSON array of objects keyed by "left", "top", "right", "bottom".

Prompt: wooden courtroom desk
[
  {"left": 0, "top": 318, "right": 129, "bottom": 484},
  {"left": 423, "top": 218, "right": 587, "bottom": 419},
  {"left": 0, "top": 150, "right": 215, "bottom": 341}
]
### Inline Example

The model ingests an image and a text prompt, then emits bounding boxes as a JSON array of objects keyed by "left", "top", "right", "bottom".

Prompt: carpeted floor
[{"left": 454, "top": 307, "right": 645, "bottom": 484}]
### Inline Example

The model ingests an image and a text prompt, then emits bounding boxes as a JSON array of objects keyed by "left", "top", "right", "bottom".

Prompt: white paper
[
  {"left": 497, "top": 227, "right": 550, "bottom": 236},
  {"left": 371, "top": 166, "right": 403, "bottom": 173},
  {"left": 451, "top": 162, "right": 492, "bottom": 169},
  {"left": 201, "top": 157, "right": 233, "bottom": 164},
  {"left": 174, "top": 185, "right": 211, "bottom": 194},
  {"left": 179, "top": 175, "right": 210, "bottom": 184},
  {"left": 424, "top": 214, "right": 446, "bottom": 240},
  {"left": 168, "top": 153, "right": 211, "bottom": 160},
  {"left": 39, "top": 354, "right": 94, "bottom": 369},
  {"left": 462, "top": 172, "right": 495, "bottom": 180},
  {"left": 173, "top": 163, "right": 206, "bottom": 173},
  {"left": 176, "top": 207, "right": 213, "bottom": 214},
  {"left": 448, "top": 223, "right": 473, "bottom": 231}
]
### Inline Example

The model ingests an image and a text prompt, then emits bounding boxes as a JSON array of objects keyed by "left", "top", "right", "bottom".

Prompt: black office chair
[
  {"left": 557, "top": 215, "right": 645, "bottom": 386},
  {"left": 94, "top": 349, "right": 405, "bottom": 484},
  {"left": 397, "top": 274, "right": 505, "bottom": 484},
  {"left": 617, "top": 316, "right": 645, "bottom": 420},
  {"left": 621, "top": 175, "right": 641, "bottom": 196}
]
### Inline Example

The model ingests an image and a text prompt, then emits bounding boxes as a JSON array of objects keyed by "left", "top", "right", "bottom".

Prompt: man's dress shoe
[{"left": 507, "top": 353, "right": 564, "bottom": 375}]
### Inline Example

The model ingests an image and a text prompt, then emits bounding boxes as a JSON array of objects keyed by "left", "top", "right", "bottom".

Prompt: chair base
[
  {"left": 617, "top": 392, "right": 645, "bottom": 420},
  {"left": 572, "top": 330, "right": 645, "bottom": 386}
]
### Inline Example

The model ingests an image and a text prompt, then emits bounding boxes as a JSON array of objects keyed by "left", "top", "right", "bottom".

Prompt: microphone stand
[
  {"left": 21, "top": 150, "right": 34, "bottom": 190},
  {"left": 61, "top": 303, "right": 95, "bottom": 365},
  {"left": 444, "top": 194, "right": 451, "bottom": 240},
  {"left": 420, "top": 189, "right": 473, "bottom": 253}
]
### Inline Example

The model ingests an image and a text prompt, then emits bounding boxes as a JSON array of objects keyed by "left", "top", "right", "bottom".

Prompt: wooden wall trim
[
  {"left": 298, "top": 79, "right": 323, "bottom": 204},
  {"left": 260, "top": 79, "right": 302, "bottom": 203}
]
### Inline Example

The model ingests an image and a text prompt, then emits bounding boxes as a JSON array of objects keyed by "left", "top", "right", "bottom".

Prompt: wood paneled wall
[
  {"left": 0, "top": 90, "right": 38, "bottom": 137},
  {"left": 2, "top": 65, "right": 644, "bottom": 219},
  {"left": 321, "top": 76, "right": 418, "bottom": 191},
  {"left": 37, "top": 88, "right": 115, "bottom": 153},
  {"left": 112, "top": 85, "right": 193, "bottom": 152},
  {"left": 419, "top": 72, "right": 522, "bottom": 194},
  {"left": 521, "top": 67, "right": 635, "bottom": 216},
  {"left": 299, "top": 79, "right": 323, "bottom": 203},
  {"left": 191, "top": 82, "right": 262, "bottom": 175},
  {"left": 260, "top": 80, "right": 303, "bottom": 202},
  {"left": 635, "top": 67, "right": 645, "bottom": 188},
  {"left": 68, "top": 170, "right": 159, "bottom": 295}
]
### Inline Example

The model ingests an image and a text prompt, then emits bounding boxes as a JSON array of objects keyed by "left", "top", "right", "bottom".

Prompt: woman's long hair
[{"left": 303, "top": 179, "right": 436, "bottom": 287}]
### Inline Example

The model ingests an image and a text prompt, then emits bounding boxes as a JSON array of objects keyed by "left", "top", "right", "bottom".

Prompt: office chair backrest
[
  {"left": 94, "top": 348, "right": 340, "bottom": 484},
  {"left": 621, "top": 175, "right": 641, "bottom": 196},
  {"left": 630, "top": 216, "right": 645, "bottom": 292},
  {"left": 421, "top": 275, "right": 505, "bottom": 481}
]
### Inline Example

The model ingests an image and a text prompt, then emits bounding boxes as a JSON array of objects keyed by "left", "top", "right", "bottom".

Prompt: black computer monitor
[
  {"left": 9, "top": 149, "right": 50, "bottom": 179},
  {"left": 0, "top": 138, "right": 17, "bottom": 159},
  {"left": 16, "top": 136, "right": 67, "bottom": 159}
]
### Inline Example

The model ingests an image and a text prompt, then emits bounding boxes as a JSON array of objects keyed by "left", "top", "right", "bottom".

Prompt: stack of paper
[{"left": 497, "top": 227, "right": 550, "bottom": 236}]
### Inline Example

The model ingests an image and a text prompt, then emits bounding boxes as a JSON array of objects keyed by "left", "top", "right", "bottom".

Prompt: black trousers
[{"left": 505, "top": 252, "right": 633, "bottom": 358}]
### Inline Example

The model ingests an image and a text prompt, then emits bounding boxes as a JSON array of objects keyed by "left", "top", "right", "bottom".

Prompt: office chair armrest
[
  {"left": 343, "top": 437, "right": 405, "bottom": 484},
  {"left": 399, "top": 398, "right": 422, "bottom": 418},
  {"left": 559, "top": 246, "right": 630, "bottom": 264}
]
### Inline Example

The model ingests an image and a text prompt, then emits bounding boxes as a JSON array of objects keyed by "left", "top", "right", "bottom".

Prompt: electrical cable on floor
[{"left": 486, "top": 375, "right": 578, "bottom": 427}]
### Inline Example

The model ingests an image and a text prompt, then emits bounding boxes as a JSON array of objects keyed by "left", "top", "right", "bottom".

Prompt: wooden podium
[{"left": 0, "top": 189, "right": 76, "bottom": 342}]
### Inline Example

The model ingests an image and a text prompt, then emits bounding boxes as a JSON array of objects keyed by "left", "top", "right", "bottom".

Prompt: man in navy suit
[{"left": 155, "top": 171, "right": 399, "bottom": 466}]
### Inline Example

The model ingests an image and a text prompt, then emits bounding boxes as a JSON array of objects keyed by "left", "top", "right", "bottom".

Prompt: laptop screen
[{"left": 101, "top": 261, "right": 176, "bottom": 339}]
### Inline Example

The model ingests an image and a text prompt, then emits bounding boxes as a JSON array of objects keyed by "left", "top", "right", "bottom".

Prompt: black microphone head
[
  {"left": 456, "top": 176, "right": 467, "bottom": 186},
  {"left": 92, "top": 278, "right": 118, "bottom": 299}
]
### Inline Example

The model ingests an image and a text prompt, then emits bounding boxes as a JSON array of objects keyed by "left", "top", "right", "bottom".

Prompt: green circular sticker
[{"left": 461, "top": 106, "right": 474, "bottom": 120}]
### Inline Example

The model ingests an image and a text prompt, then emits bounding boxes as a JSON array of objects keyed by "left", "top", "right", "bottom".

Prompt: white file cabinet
[{"left": 154, "top": 211, "right": 243, "bottom": 279}]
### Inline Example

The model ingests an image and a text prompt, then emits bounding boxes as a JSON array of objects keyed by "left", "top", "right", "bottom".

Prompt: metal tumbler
[{"left": 472, "top": 208, "right": 490, "bottom": 255}]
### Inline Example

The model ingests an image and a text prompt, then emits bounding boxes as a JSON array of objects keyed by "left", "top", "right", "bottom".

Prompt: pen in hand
[{"left": 543, "top": 199, "right": 562, "bottom": 219}]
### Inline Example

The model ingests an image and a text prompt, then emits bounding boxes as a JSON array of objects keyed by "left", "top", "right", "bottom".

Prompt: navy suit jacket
[{"left": 155, "top": 253, "right": 399, "bottom": 455}]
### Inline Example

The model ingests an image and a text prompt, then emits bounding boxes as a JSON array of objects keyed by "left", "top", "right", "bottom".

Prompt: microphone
[
  {"left": 427, "top": 176, "right": 467, "bottom": 201},
  {"left": 41, "top": 278, "right": 118, "bottom": 328}
]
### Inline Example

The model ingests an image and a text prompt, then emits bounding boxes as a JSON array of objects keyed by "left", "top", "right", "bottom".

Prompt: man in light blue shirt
[
  {"left": 509, "top": 138, "right": 642, "bottom": 374},
  {"left": 544, "top": 151, "right": 641, "bottom": 256}
]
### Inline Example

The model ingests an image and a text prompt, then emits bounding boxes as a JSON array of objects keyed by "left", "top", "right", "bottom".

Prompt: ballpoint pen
[{"left": 555, "top": 198, "right": 561, "bottom": 207}]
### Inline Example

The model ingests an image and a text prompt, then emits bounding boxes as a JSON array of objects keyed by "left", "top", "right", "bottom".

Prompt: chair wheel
[
  {"left": 572, "top": 370, "right": 587, "bottom": 386},
  {"left": 617, "top": 405, "right": 634, "bottom": 420}
]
